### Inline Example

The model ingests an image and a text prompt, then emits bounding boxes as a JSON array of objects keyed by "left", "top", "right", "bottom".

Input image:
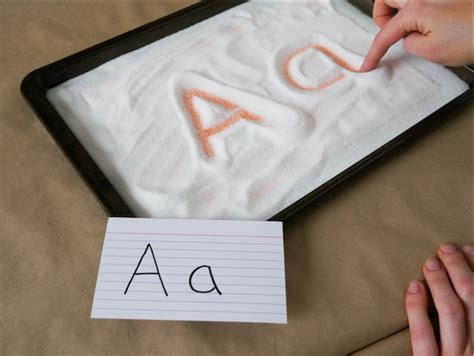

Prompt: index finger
[{"left": 359, "top": 10, "right": 408, "bottom": 72}]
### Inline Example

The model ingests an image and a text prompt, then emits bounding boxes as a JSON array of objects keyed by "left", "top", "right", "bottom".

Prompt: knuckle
[
  {"left": 410, "top": 326, "right": 430, "bottom": 342},
  {"left": 405, "top": 297, "right": 420, "bottom": 310},
  {"left": 418, "top": 4, "right": 436, "bottom": 18},
  {"left": 407, "top": 1, "right": 421, "bottom": 11},
  {"left": 442, "top": 253, "right": 465, "bottom": 268},
  {"left": 438, "top": 301, "right": 464, "bottom": 321},
  {"left": 405, "top": 1, "right": 424, "bottom": 16},
  {"left": 458, "top": 280, "right": 474, "bottom": 301},
  {"left": 427, "top": 273, "right": 447, "bottom": 285},
  {"left": 405, "top": 293, "right": 424, "bottom": 309}
]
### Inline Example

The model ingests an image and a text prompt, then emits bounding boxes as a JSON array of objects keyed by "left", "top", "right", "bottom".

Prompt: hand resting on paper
[
  {"left": 406, "top": 244, "right": 473, "bottom": 356},
  {"left": 360, "top": 0, "right": 474, "bottom": 72}
]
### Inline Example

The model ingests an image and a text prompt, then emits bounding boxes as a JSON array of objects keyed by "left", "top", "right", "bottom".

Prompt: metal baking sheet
[{"left": 21, "top": 0, "right": 474, "bottom": 221}]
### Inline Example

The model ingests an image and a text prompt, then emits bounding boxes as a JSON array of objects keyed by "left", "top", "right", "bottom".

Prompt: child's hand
[
  {"left": 360, "top": 0, "right": 474, "bottom": 72},
  {"left": 406, "top": 244, "right": 473, "bottom": 355}
]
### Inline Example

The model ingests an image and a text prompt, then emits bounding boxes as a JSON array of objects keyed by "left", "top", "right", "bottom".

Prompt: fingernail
[
  {"left": 425, "top": 258, "right": 441, "bottom": 271},
  {"left": 408, "top": 281, "right": 420, "bottom": 294},
  {"left": 462, "top": 245, "right": 474, "bottom": 255},
  {"left": 440, "top": 244, "right": 457, "bottom": 254}
]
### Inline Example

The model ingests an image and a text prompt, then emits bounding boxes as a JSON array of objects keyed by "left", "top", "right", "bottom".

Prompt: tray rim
[{"left": 21, "top": 0, "right": 474, "bottom": 221}]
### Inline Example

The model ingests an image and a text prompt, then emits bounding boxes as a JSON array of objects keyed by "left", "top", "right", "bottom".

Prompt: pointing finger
[{"left": 360, "top": 10, "right": 408, "bottom": 72}]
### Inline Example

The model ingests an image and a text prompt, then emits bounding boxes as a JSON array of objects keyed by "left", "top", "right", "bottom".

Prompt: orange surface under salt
[
  {"left": 183, "top": 90, "right": 262, "bottom": 157},
  {"left": 46, "top": 2, "right": 468, "bottom": 220},
  {"left": 284, "top": 45, "right": 359, "bottom": 91}
]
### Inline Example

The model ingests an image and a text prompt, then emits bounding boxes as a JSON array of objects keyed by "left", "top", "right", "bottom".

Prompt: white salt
[{"left": 47, "top": 1, "right": 469, "bottom": 220}]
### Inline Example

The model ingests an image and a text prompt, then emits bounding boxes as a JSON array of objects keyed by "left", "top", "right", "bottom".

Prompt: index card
[{"left": 91, "top": 218, "right": 287, "bottom": 324}]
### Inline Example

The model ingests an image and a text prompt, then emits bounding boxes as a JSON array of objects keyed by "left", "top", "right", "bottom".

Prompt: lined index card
[{"left": 91, "top": 218, "right": 287, "bottom": 324}]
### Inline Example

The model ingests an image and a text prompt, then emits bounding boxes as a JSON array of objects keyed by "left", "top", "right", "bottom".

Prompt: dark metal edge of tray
[
  {"left": 20, "top": 0, "right": 474, "bottom": 221},
  {"left": 270, "top": 88, "right": 473, "bottom": 221}
]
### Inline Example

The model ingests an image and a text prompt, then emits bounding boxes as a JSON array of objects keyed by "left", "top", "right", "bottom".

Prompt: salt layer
[{"left": 47, "top": 1, "right": 469, "bottom": 220}]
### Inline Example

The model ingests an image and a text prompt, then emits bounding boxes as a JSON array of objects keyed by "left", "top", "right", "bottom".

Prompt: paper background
[{"left": 0, "top": 1, "right": 472, "bottom": 354}]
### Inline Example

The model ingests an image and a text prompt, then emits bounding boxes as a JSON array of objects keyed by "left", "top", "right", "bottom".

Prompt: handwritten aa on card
[{"left": 91, "top": 218, "right": 287, "bottom": 324}]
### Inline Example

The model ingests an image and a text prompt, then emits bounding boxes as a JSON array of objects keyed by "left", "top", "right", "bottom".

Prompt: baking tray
[{"left": 21, "top": 0, "right": 474, "bottom": 221}]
